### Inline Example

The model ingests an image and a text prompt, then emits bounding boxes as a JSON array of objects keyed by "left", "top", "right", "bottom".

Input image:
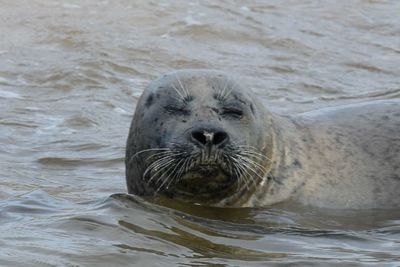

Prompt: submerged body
[
  {"left": 268, "top": 101, "right": 400, "bottom": 208},
  {"left": 125, "top": 70, "right": 400, "bottom": 209}
]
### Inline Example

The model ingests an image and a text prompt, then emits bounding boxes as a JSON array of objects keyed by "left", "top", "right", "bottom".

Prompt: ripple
[
  {"left": 345, "top": 62, "right": 393, "bottom": 74},
  {"left": 0, "top": 90, "right": 22, "bottom": 99},
  {"left": 319, "top": 88, "right": 400, "bottom": 101},
  {"left": 37, "top": 156, "right": 123, "bottom": 167},
  {"left": 1, "top": 0, "right": 400, "bottom": 265}
]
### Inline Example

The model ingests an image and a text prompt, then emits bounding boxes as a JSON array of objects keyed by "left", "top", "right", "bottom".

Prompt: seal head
[{"left": 125, "top": 70, "right": 274, "bottom": 206}]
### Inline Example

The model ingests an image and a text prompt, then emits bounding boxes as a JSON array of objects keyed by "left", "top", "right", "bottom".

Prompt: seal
[{"left": 125, "top": 69, "right": 400, "bottom": 209}]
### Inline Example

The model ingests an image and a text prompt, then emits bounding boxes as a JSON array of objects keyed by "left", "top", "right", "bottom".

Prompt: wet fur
[{"left": 126, "top": 70, "right": 400, "bottom": 209}]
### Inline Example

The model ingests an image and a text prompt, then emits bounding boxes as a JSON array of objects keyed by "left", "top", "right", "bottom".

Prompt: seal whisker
[
  {"left": 164, "top": 157, "right": 187, "bottom": 190},
  {"left": 144, "top": 159, "right": 174, "bottom": 183},
  {"left": 144, "top": 157, "right": 176, "bottom": 184},
  {"left": 230, "top": 159, "right": 248, "bottom": 190},
  {"left": 171, "top": 95, "right": 185, "bottom": 103},
  {"left": 146, "top": 151, "right": 184, "bottom": 161},
  {"left": 240, "top": 150, "right": 272, "bottom": 162},
  {"left": 147, "top": 161, "right": 175, "bottom": 188},
  {"left": 235, "top": 155, "right": 268, "bottom": 179},
  {"left": 128, "top": 148, "right": 171, "bottom": 163},
  {"left": 238, "top": 146, "right": 267, "bottom": 154},
  {"left": 237, "top": 159, "right": 258, "bottom": 186},
  {"left": 222, "top": 150, "right": 257, "bottom": 191},
  {"left": 238, "top": 161, "right": 267, "bottom": 187},
  {"left": 217, "top": 78, "right": 230, "bottom": 101},
  {"left": 222, "top": 153, "right": 238, "bottom": 182},
  {"left": 144, "top": 157, "right": 174, "bottom": 177},
  {"left": 225, "top": 155, "right": 233, "bottom": 175},
  {"left": 155, "top": 152, "right": 194, "bottom": 192},
  {"left": 236, "top": 154, "right": 269, "bottom": 174},
  {"left": 236, "top": 145, "right": 272, "bottom": 162},
  {"left": 232, "top": 164, "right": 244, "bottom": 191},
  {"left": 175, "top": 74, "right": 191, "bottom": 102},
  {"left": 171, "top": 84, "right": 186, "bottom": 101},
  {"left": 144, "top": 152, "right": 177, "bottom": 169},
  {"left": 153, "top": 163, "right": 177, "bottom": 192},
  {"left": 231, "top": 155, "right": 266, "bottom": 188},
  {"left": 144, "top": 146, "right": 191, "bottom": 192},
  {"left": 233, "top": 159, "right": 253, "bottom": 190},
  {"left": 236, "top": 145, "right": 265, "bottom": 152},
  {"left": 229, "top": 154, "right": 257, "bottom": 187},
  {"left": 177, "top": 157, "right": 191, "bottom": 179},
  {"left": 220, "top": 80, "right": 237, "bottom": 100},
  {"left": 155, "top": 158, "right": 184, "bottom": 192}
]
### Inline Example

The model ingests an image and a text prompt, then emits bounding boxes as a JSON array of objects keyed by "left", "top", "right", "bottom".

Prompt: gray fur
[{"left": 126, "top": 70, "right": 400, "bottom": 209}]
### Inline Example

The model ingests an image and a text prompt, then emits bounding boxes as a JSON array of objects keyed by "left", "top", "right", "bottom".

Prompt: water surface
[{"left": 1, "top": 0, "right": 399, "bottom": 266}]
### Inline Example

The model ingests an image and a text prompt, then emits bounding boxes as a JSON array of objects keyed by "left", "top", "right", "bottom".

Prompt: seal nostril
[
  {"left": 191, "top": 129, "right": 229, "bottom": 147},
  {"left": 213, "top": 131, "right": 228, "bottom": 145},
  {"left": 192, "top": 130, "right": 207, "bottom": 145}
]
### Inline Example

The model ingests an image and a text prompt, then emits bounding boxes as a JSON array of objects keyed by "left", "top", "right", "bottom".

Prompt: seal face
[
  {"left": 125, "top": 70, "right": 274, "bottom": 206},
  {"left": 126, "top": 70, "right": 400, "bottom": 209}
]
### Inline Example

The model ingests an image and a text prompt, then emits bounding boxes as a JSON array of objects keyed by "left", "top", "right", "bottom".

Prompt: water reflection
[{"left": 1, "top": 188, "right": 400, "bottom": 265}]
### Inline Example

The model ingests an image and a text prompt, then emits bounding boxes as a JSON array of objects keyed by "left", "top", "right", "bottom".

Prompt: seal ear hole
[{"left": 250, "top": 104, "right": 255, "bottom": 115}]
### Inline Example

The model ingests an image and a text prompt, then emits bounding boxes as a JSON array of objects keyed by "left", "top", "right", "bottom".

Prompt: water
[{"left": 0, "top": 0, "right": 399, "bottom": 266}]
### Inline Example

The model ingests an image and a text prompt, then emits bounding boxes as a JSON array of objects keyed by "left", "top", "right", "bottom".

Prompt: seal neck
[{"left": 263, "top": 115, "right": 309, "bottom": 205}]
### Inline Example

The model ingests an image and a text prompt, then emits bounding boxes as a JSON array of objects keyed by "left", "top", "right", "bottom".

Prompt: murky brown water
[{"left": 1, "top": 0, "right": 399, "bottom": 266}]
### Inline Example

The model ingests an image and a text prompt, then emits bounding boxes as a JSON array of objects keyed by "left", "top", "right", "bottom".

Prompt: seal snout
[
  {"left": 190, "top": 127, "right": 229, "bottom": 165},
  {"left": 190, "top": 128, "right": 229, "bottom": 148}
]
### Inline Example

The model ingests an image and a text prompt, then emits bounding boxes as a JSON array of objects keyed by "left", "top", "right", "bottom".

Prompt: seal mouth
[
  {"left": 169, "top": 162, "right": 234, "bottom": 195},
  {"left": 180, "top": 164, "right": 227, "bottom": 181},
  {"left": 136, "top": 142, "right": 268, "bottom": 204}
]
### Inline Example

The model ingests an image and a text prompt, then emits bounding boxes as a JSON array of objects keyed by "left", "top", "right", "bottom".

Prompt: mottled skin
[
  {"left": 290, "top": 102, "right": 400, "bottom": 208},
  {"left": 126, "top": 70, "right": 400, "bottom": 209}
]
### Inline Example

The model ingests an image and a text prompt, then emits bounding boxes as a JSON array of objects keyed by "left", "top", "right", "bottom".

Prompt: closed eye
[
  {"left": 221, "top": 108, "right": 243, "bottom": 119},
  {"left": 164, "top": 105, "right": 190, "bottom": 115}
]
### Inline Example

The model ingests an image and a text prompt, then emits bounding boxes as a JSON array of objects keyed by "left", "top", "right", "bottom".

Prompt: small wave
[
  {"left": 37, "top": 156, "right": 123, "bottom": 167},
  {"left": 345, "top": 62, "right": 394, "bottom": 74},
  {"left": 319, "top": 88, "right": 400, "bottom": 101},
  {"left": 0, "top": 89, "right": 22, "bottom": 99}
]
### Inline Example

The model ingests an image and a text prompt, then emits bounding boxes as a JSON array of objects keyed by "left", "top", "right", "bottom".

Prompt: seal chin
[
  {"left": 180, "top": 165, "right": 229, "bottom": 181},
  {"left": 170, "top": 164, "right": 236, "bottom": 198}
]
